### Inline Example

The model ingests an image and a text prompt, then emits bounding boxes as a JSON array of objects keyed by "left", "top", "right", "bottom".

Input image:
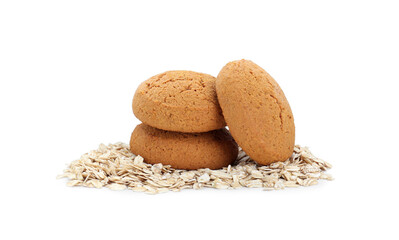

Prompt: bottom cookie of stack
[{"left": 129, "top": 124, "right": 238, "bottom": 170}]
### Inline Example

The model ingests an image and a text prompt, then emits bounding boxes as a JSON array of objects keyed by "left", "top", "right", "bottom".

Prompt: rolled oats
[{"left": 58, "top": 143, "right": 333, "bottom": 194}]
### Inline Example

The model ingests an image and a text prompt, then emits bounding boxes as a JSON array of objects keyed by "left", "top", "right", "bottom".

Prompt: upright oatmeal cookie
[
  {"left": 133, "top": 71, "right": 226, "bottom": 133},
  {"left": 216, "top": 60, "right": 295, "bottom": 165}
]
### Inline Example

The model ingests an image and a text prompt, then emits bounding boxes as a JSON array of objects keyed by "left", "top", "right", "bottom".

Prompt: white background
[{"left": 1, "top": 0, "right": 398, "bottom": 239}]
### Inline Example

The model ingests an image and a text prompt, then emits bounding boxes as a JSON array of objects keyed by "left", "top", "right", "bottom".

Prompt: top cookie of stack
[{"left": 133, "top": 71, "right": 226, "bottom": 133}]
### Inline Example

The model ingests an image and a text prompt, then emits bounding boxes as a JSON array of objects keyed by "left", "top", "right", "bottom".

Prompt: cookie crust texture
[
  {"left": 130, "top": 124, "right": 238, "bottom": 170},
  {"left": 216, "top": 60, "right": 295, "bottom": 165},
  {"left": 133, "top": 71, "right": 226, "bottom": 133}
]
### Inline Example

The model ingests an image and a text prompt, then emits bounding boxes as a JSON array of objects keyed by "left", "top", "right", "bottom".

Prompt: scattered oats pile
[{"left": 58, "top": 143, "right": 333, "bottom": 194}]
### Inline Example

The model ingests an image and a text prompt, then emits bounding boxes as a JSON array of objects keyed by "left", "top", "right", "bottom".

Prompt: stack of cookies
[
  {"left": 131, "top": 71, "right": 238, "bottom": 170},
  {"left": 130, "top": 60, "right": 295, "bottom": 170}
]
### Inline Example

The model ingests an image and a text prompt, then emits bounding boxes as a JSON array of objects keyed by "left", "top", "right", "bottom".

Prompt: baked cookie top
[
  {"left": 216, "top": 60, "right": 295, "bottom": 165},
  {"left": 133, "top": 71, "right": 225, "bottom": 132}
]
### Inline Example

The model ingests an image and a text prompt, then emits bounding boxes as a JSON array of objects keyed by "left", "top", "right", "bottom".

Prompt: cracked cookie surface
[
  {"left": 133, "top": 70, "right": 226, "bottom": 133},
  {"left": 216, "top": 60, "right": 295, "bottom": 165}
]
